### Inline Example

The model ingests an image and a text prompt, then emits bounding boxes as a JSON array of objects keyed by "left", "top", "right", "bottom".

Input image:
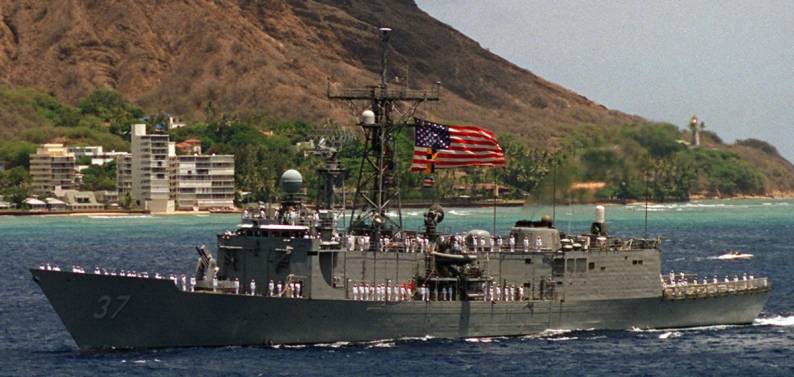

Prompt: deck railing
[{"left": 662, "top": 277, "right": 769, "bottom": 299}]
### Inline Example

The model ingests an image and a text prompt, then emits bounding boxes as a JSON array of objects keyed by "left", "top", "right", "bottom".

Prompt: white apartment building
[
  {"left": 173, "top": 154, "right": 235, "bottom": 210},
  {"left": 67, "top": 146, "right": 129, "bottom": 166},
  {"left": 30, "top": 144, "right": 76, "bottom": 196},
  {"left": 116, "top": 154, "right": 133, "bottom": 199},
  {"left": 130, "top": 124, "right": 175, "bottom": 213}
]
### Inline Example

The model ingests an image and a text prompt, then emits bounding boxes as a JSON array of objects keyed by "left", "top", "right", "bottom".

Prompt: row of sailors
[
  {"left": 344, "top": 235, "right": 430, "bottom": 253},
  {"left": 663, "top": 272, "right": 755, "bottom": 288},
  {"left": 56, "top": 265, "right": 311, "bottom": 299},
  {"left": 482, "top": 282, "right": 526, "bottom": 302},
  {"left": 350, "top": 282, "right": 458, "bottom": 302},
  {"left": 352, "top": 281, "right": 416, "bottom": 301},
  {"left": 341, "top": 235, "right": 548, "bottom": 253},
  {"left": 59, "top": 264, "right": 184, "bottom": 281}
]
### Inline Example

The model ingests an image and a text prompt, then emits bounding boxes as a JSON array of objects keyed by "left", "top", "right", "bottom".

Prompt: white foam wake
[
  {"left": 658, "top": 331, "right": 681, "bottom": 339},
  {"left": 754, "top": 315, "right": 794, "bottom": 327}
]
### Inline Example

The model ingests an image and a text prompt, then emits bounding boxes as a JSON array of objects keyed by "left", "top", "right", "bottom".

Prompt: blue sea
[{"left": 1, "top": 200, "right": 793, "bottom": 376}]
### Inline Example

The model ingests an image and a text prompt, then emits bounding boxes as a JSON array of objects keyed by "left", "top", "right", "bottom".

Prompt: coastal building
[
  {"left": 67, "top": 146, "right": 129, "bottom": 166},
  {"left": 167, "top": 116, "right": 186, "bottom": 130},
  {"left": 0, "top": 195, "right": 12, "bottom": 209},
  {"left": 53, "top": 188, "right": 105, "bottom": 211},
  {"left": 24, "top": 198, "right": 47, "bottom": 211},
  {"left": 173, "top": 154, "right": 235, "bottom": 210},
  {"left": 44, "top": 197, "right": 67, "bottom": 211},
  {"left": 29, "top": 144, "right": 76, "bottom": 196},
  {"left": 94, "top": 190, "right": 118, "bottom": 207},
  {"left": 175, "top": 138, "right": 202, "bottom": 155},
  {"left": 130, "top": 124, "right": 175, "bottom": 213},
  {"left": 116, "top": 154, "right": 133, "bottom": 199}
]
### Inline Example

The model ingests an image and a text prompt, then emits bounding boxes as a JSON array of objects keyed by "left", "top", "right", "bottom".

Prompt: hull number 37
[{"left": 93, "top": 295, "right": 131, "bottom": 319}]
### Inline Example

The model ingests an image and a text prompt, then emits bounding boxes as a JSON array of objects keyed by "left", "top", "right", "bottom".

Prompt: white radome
[{"left": 361, "top": 110, "right": 376, "bottom": 125}]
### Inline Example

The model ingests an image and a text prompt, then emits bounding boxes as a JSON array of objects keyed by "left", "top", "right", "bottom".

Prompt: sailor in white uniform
[
  {"left": 509, "top": 236, "right": 515, "bottom": 253},
  {"left": 276, "top": 281, "right": 283, "bottom": 297},
  {"left": 268, "top": 280, "right": 275, "bottom": 297},
  {"left": 233, "top": 278, "right": 240, "bottom": 294},
  {"left": 534, "top": 236, "right": 543, "bottom": 251},
  {"left": 250, "top": 279, "right": 256, "bottom": 296},
  {"left": 296, "top": 281, "right": 302, "bottom": 298}
]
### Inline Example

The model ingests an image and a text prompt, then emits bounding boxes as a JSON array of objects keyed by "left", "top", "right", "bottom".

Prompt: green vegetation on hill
[
  {"left": 0, "top": 85, "right": 788, "bottom": 206},
  {"left": 528, "top": 122, "right": 766, "bottom": 202},
  {"left": 0, "top": 86, "right": 138, "bottom": 169}
]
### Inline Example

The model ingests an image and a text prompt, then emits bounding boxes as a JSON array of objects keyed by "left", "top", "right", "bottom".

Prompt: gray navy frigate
[{"left": 31, "top": 28, "right": 770, "bottom": 350}]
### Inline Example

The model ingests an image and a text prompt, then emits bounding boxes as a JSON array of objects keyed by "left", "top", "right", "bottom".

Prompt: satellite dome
[
  {"left": 361, "top": 110, "right": 375, "bottom": 125},
  {"left": 279, "top": 169, "right": 303, "bottom": 194}
]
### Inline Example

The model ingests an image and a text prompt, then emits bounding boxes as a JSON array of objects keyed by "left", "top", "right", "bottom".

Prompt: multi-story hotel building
[
  {"left": 115, "top": 154, "right": 133, "bottom": 200},
  {"left": 29, "top": 144, "right": 76, "bottom": 196},
  {"left": 130, "top": 124, "right": 175, "bottom": 213},
  {"left": 173, "top": 154, "right": 235, "bottom": 210}
]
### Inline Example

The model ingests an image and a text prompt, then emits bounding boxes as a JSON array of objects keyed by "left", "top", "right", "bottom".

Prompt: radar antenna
[{"left": 328, "top": 27, "right": 440, "bottom": 251}]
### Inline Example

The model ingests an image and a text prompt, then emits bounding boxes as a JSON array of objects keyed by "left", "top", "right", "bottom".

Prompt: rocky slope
[{"left": 0, "top": 0, "right": 639, "bottom": 144}]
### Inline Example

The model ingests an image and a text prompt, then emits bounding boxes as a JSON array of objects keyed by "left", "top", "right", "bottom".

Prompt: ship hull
[{"left": 32, "top": 270, "right": 770, "bottom": 350}]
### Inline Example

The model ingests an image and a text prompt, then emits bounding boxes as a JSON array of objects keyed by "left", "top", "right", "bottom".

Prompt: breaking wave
[
  {"left": 754, "top": 315, "right": 794, "bottom": 327},
  {"left": 657, "top": 331, "right": 682, "bottom": 339}
]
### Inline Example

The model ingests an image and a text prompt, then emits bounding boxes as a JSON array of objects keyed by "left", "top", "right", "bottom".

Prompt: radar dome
[
  {"left": 361, "top": 110, "right": 375, "bottom": 125},
  {"left": 279, "top": 169, "right": 303, "bottom": 194}
]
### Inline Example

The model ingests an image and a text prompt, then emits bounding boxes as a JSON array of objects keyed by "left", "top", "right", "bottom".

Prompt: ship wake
[{"left": 754, "top": 315, "right": 794, "bottom": 327}]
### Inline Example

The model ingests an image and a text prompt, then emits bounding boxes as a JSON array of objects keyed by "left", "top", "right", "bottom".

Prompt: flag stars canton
[{"left": 416, "top": 123, "right": 450, "bottom": 150}]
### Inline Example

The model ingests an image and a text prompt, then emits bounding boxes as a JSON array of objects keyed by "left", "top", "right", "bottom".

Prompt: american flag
[{"left": 410, "top": 118, "right": 505, "bottom": 172}]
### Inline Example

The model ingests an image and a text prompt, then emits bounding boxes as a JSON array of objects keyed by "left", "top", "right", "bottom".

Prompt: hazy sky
[{"left": 416, "top": 1, "right": 794, "bottom": 161}]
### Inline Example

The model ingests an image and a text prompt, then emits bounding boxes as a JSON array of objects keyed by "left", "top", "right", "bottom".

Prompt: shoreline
[
  {"left": 2, "top": 195, "right": 792, "bottom": 217},
  {"left": 0, "top": 210, "right": 150, "bottom": 217}
]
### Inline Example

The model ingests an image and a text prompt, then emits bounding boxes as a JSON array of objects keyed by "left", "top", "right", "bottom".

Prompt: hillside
[
  {"left": 1, "top": 0, "right": 793, "bottom": 199},
  {"left": 0, "top": 0, "right": 639, "bottom": 143}
]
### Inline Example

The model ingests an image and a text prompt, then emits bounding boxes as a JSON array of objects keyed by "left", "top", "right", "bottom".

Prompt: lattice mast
[{"left": 328, "top": 27, "right": 440, "bottom": 251}]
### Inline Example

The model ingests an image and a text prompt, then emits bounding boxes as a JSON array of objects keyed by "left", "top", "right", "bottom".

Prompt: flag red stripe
[
  {"left": 449, "top": 137, "right": 500, "bottom": 146},
  {"left": 415, "top": 162, "right": 506, "bottom": 167},
  {"left": 413, "top": 152, "right": 505, "bottom": 159},
  {"left": 416, "top": 145, "right": 501, "bottom": 152},
  {"left": 447, "top": 130, "right": 497, "bottom": 139},
  {"left": 413, "top": 148, "right": 503, "bottom": 158},
  {"left": 412, "top": 158, "right": 505, "bottom": 165},
  {"left": 447, "top": 145, "right": 501, "bottom": 152}
]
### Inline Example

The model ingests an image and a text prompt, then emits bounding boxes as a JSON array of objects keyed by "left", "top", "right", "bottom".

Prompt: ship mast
[{"left": 328, "top": 27, "right": 440, "bottom": 251}]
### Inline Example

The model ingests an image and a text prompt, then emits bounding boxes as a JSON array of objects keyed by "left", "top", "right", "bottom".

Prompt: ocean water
[{"left": 1, "top": 199, "right": 793, "bottom": 376}]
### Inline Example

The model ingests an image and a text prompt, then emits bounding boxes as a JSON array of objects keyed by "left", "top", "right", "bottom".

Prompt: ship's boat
[
  {"left": 30, "top": 28, "right": 771, "bottom": 350},
  {"left": 717, "top": 251, "right": 754, "bottom": 260}
]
